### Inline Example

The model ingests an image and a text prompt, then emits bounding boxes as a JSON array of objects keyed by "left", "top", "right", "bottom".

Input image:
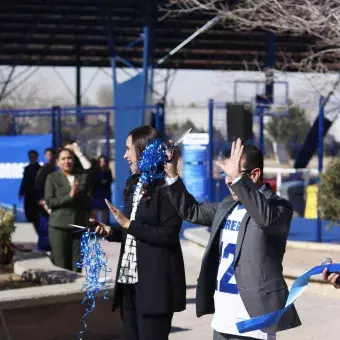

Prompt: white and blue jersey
[{"left": 211, "top": 203, "right": 276, "bottom": 340}]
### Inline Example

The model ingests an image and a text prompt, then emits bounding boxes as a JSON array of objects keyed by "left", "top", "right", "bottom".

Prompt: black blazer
[
  {"left": 19, "top": 163, "right": 41, "bottom": 198},
  {"left": 107, "top": 177, "right": 186, "bottom": 315},
  {"left": 35, "top": 163, "right": 55, "bottom": 200}
]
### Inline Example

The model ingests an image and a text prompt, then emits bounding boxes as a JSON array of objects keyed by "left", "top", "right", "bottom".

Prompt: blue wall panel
[{"left": 114, "top": 74, "right": 145, "bottom": 208}]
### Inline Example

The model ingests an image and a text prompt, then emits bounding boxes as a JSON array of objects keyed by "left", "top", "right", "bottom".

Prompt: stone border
[
  {"left": 0, "top": 278, "right": 114, "bottom": 310},
  {"left": 286, "top": 240, "right": 340, "bottom": 252},
  {"left": 0, "top": 248, "right": 114, "bottom": 311},
  {"left": 13, "top": 251, "right": 83, "bottom": 285}
]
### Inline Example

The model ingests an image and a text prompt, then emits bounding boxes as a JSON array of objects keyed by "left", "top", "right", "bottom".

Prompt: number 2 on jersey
[{"left": 218, "top": 243, "right": 238, "bottom": 294}]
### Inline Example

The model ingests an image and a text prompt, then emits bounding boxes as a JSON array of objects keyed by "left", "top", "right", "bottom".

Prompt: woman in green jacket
[{"left": 44, "top": 147, "right": 92, "bottom": 272}]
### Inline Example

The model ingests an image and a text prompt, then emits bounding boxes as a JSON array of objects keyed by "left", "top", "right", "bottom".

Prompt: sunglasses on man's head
[{"left": 219, "top": 168, "right": 254, "bottom": 178}]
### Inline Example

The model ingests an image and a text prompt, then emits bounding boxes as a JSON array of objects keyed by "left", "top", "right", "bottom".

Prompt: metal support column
[
  {"left": 142, "top": 24, "right": 149, "bottom": 105},
  {"left": 57, "top": 106, "right": 62, "bottom": 147},
  {"left": 316, "top": 96, "right": 325, "bottom": 242},
  {"left": 76, "top": 45, "right": 82, "bottom": 123},
  {"left": 208, "top": 99, "right": 214, "bottom": 202},
  {"left": 259, "top": 31, "right": 276, "bottom": 153},
  {"left": 148, "top": 3, "right": 156, "bottom": 97},
  {"left": 51, "top": 106, "right": 57, "bottom": 148},
  {"left": 155, "top": 104, "right": 161, "bottom": 132},
  {"left": 265, "top": 32, "right": 275, "bottom": 103},
  {"left": 105, "top": 111, "right": 110, "bottom": 160},
  {"left": 142, "top": 2, "right": 155, "bottom": 106},
  {"left": 10, "top": 115, "right": 16, "bottom": 135},
  {"left": 258, "top": 106, "right": 265, "bottom": 153},
  {"left": 76, "top": 65, "right": 81, "bottom": 107}
]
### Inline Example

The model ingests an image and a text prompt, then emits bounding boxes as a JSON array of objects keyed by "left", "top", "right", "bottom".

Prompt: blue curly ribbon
[
  {"left": 236, "top": 263, "right": 340, "bottom": 334},
  {"left": 77, "top": 231, "right": 112, "bottom": 339},
  {"left": 137, "top": 138, "right": 167, "bottom": 186}
]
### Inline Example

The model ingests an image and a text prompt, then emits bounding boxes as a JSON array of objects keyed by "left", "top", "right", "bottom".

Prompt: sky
[{"left": 2, "top": 66, "right": 340, "bottom": 139}]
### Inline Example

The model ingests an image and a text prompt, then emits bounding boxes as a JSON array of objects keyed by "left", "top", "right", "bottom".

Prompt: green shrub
[
  {"left": 319, "top": 158, "right": 340, "bottom": 224},
  {"left": 0, "top": 207, "right": 15, "bottom": 244}
]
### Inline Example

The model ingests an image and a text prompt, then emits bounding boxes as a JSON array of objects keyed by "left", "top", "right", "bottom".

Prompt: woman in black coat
[{"left": 93, "top": 125, "right": 186, "bottom": 340}]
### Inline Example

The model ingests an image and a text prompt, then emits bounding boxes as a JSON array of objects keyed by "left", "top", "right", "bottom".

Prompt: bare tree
[
  {"left": 96, "top": 85, "right": 113, "bottom": 106},
  {"left": 164, "top": 0, "right": 340, "bottom": 72}
]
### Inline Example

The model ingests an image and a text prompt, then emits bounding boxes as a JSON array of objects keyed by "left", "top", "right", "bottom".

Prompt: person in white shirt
[{"left": 164, "top": 138, "right": 301, "bottom": 340}]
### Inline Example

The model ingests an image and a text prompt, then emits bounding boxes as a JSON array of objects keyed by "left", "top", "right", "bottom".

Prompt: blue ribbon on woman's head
[{"left": 137, "top": 138, "right": 167, "bottom": 186}]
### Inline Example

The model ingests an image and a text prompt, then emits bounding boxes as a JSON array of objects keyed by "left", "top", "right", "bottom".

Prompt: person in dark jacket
[
  {"left": 19, "top": 150, "right": 41, "bottom": 233},
  {"left": 35, "top": 148, "right": 56, "bottom": 251},
  {"left": 90, "top": 155, "right": 113, "bottom": 225},
  {"left": 44, "top": 147, "right": 92, "bottom": 272},
  {"left": 35, "top": 148, "right": 57, "bottom": 202},
  {"left": 93, "top": 125, "right": 186, "bottom": 340}
]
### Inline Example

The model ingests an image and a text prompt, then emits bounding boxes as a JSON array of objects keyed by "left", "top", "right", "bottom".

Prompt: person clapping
[{"left": 44, "top": 147, "right": 92, "bottom": 272}]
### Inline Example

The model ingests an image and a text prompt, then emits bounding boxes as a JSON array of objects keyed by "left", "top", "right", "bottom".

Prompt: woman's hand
[
  {"left": 69, "top": 179, "right": 79, "bottom": 198},
  {"left": 90, "top": 218, "right": 112, "bottom": 238},
  {"left": 39, "top": 199, "right": 51, "bottom": 214},
  {"left": 164, "top": 139, "right": 179, "bottom": 178},
  {"left": 105, "top": 199, "right": 131, "bottom": 229}
]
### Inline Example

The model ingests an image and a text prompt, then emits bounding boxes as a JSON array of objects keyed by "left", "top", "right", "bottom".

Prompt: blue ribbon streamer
[
  {"left": 236, "top": 263, "right": 340, "bottom": 333},
  {"left": 137, "top": 138, "right": 167, "bottom": 186},
  {"left": 77, "top": 231, "right": 112, "bottom": 340}
]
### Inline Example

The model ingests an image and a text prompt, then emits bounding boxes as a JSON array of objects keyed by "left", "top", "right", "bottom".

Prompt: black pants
[
  {"left": 48, "top": 227, "right": 82, "bottom": 272},
  {"left": 121, "top": 284, "right": 173, "bottom": 340}
]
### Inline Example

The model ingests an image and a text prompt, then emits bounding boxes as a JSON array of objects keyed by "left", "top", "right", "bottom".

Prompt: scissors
[
  {"left": 68, "top": 220, "right": 98, "bottom": 231},
  {"left": 166, "top": 128, "right": 192, "bottom": 162},
  {"left": 131, "top": 128, "right": 192, "bottom": 173}
]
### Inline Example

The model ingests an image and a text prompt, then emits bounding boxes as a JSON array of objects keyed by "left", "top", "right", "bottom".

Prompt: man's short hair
[
  {"left": 44, "top": 147, "right": 56, "bottom": 156},
  {"left": 225, "top": 143, "right": 264, "bottom": 180},
  {"left": 28, "top": 150, "right": 39, "bottom": 157}
]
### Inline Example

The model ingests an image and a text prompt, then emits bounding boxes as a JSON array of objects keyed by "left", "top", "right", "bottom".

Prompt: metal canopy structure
[{"left": 1, "top": 0, "right": 339, "bottom": 71}]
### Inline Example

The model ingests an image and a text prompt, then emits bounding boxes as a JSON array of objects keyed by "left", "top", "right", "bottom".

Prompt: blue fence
[
  {"left": 289, "top": 218, "right": 340, "bottom": 243},
  {"left": 1, "top": 101, "right": 338, "bottom": 244},
  {"left": 0, "top": 134, "right": 53, "bottom": 221},
  {"left": 0, "top": 104, "right": 164, "bottom": 223}
]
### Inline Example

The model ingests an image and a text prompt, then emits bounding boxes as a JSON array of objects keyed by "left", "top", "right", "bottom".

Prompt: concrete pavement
[
  {"left": 11, "top": 223, "right": 340, "bottom": 339},
  {"left": 170, "top": 240, "right": 340, "bottom": 340}
]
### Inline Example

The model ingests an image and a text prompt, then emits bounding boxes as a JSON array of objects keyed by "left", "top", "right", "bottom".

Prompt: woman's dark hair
[
  {"left": 98, "top": 154, "right": 109, "bottom": 171},
  {"left": 44, "top": 147, "right": 56, "bottom": 156},
  {"left": 56, "top": 147, "right": 74, "bottom": 159},
  {"left": 129, "top": 125, "right": 161, "bottom": 160},
  {"left": 124, "top": 125, "right": 161, "bottom": 202},
  {"left": 60, "top": 139, "right": 76, "bottom": 147}
]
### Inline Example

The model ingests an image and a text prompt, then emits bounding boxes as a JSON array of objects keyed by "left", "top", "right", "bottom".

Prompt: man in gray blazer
[{"left": 164, "top": 139, "right": 301, "bottom": 340}]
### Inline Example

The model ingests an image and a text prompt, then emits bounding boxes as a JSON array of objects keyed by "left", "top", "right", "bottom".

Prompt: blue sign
[
  {"left": 0, "top": 134, "right": 52, "bottom": 219},
  {"left": 182, "top": 133, "right": 209, "bottom": 202}
]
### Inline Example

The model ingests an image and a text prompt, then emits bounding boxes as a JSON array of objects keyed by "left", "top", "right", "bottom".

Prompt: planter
[
  {"left": 0, "top": 280, "right": 122, "bottom": 340},
  {"left": 0, "top": 242, "right": 14, "bottom": 265}
]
